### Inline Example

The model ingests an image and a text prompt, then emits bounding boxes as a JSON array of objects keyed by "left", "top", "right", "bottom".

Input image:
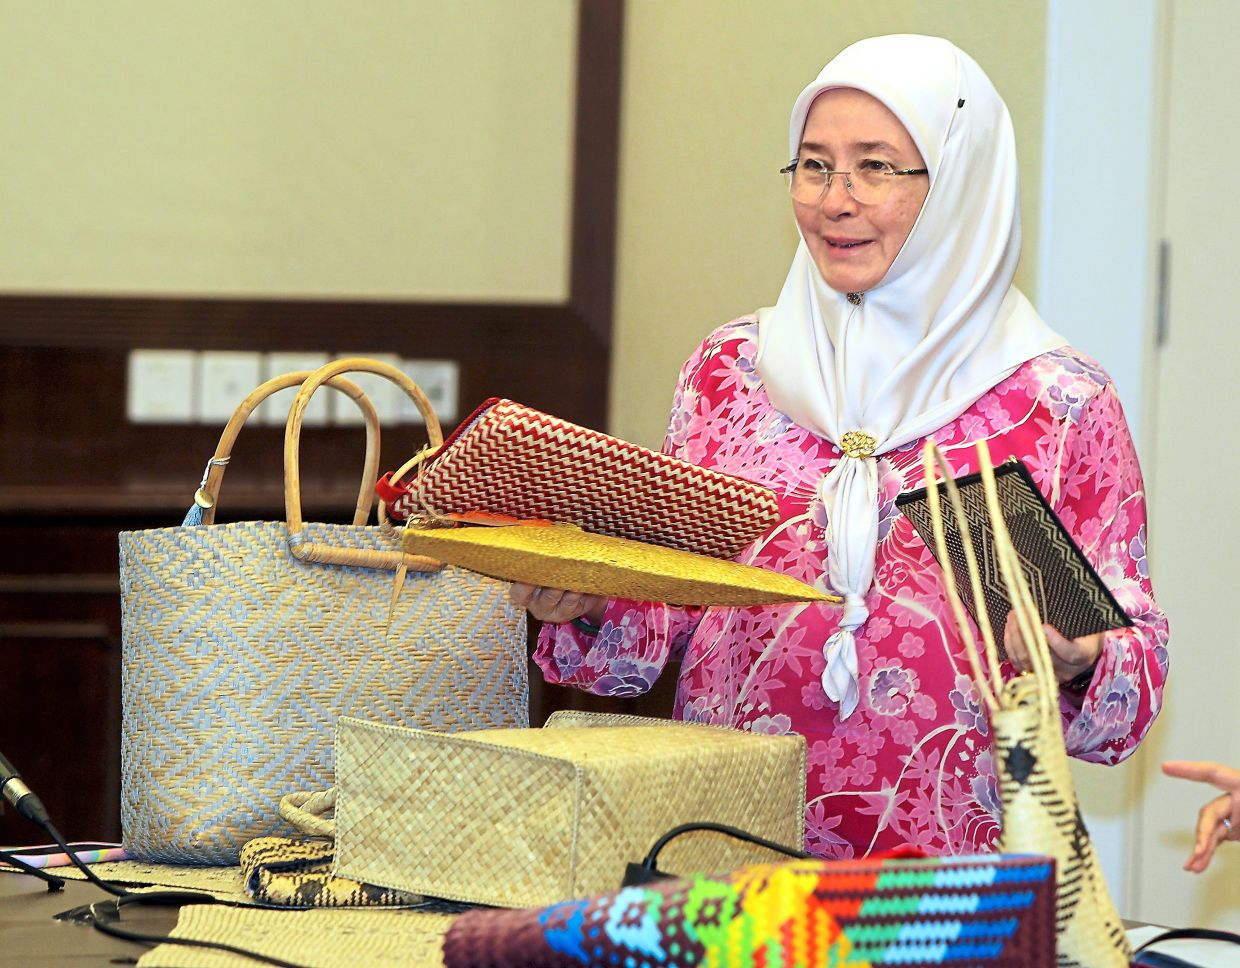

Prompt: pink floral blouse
[{"left": 535, "top": 316, "right": 1168, "bottom": 859}]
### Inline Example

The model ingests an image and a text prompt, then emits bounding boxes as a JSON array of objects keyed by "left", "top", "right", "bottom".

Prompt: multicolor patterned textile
[
  {"left": 536, "top": 317, "right": 1169, "bottom": 858},
  {"left": 441, "top": 854, "right": 1056, "bottom": 967}
]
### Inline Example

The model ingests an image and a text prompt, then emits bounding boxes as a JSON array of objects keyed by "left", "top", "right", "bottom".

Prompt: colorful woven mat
[{"left": 442, "top": 854, "right": 1057, "bottom": 968}]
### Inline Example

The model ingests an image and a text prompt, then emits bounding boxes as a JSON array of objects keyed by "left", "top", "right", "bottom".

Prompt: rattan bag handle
[
  {"left": 285, "top": 358, "right": 444, "bottom": 571},
  {"left": 198, "top": 370, "right": 380, "bottom": 527},
  {"left": 279, "top": 789, "right": 337, "bottom": 838},
  {"left": 376, "top": 445, "right": 439, "bottom": 534}
]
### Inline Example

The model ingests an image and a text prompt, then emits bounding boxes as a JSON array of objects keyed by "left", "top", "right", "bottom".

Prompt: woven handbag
[
  {"left": 119, "top": 359, "right": 528, "bottom": 865},
  {"left": 317, "top": 712, "right": 806, "bottom": 908},
  {"left": 921, "top": 441, "right": 1131, "bottom": 967},
  {"left": 387, "top": 397, "right": 781, "bottom": 559}
]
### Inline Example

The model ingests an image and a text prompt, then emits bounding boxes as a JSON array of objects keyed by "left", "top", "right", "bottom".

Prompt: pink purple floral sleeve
[
  {"left": 533, "top": 596, "right": 701, "bottom": 699},
  {"left": 1037, "top": 377, "right": 1169, "bottom": 761}
]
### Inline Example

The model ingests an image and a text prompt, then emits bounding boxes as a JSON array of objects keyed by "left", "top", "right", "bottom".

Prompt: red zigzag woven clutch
[{"left": 413, "top": 398, "right": 781, "bottom": 560}]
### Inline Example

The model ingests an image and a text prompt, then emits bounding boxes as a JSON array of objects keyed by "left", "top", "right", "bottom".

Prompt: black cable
[
  {"left": 40, "top": 817, "right": 317, "bottom": 966},
  {"left": 1132, "top": 927, "right": 1240, "bottom": 957},
  {"left": 624, "top": 821, "right": 813, "bottom": 886},
  {"left": 1, "top": 746, "right": 312, "bottom": 968},
  {"left": 0, "top": 845, "right": 66, "bottom": 891},
  {"left": 84, "top": 899, "right": 309, "bottom": 968}
]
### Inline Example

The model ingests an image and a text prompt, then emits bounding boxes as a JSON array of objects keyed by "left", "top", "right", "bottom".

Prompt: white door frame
[{"left": 1036, "top": 0, "right": 1165, "bottom": 915}]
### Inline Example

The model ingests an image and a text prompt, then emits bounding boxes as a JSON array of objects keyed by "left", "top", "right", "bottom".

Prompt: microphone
[
  {"left": 0, "top": 749, "right": 51, "bottom": 826},
  {"left": 0, "top": 751, "right": 64, "bottom": 892}
]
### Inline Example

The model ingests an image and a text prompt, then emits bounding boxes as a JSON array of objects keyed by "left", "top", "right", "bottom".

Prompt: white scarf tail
[{"left": 819, "top": 455, "right": 879, "bottom": 719}]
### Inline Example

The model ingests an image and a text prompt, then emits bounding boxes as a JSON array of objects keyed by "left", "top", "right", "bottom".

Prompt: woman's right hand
[
  {"left": 1161, "top": 760, "right": 1240, "bottom": 872},
  {"left": 509, "top": 583, "right": 608, "bottom": 626}
]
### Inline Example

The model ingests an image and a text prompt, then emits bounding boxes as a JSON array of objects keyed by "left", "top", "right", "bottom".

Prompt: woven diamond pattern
[
  {"left": 331, "top": 714, "right": 806, "bottom": 908},
  {"left": 119, "top": 520, "right": 528, "bottom": 865},
  {"left": 417, "top": 399, "right": 781, "bottom": 559}
]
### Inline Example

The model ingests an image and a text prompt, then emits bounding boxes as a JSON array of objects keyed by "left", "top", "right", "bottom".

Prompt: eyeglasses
[{"left": 780, "top": 158, "right": 928, "bottom": 205}]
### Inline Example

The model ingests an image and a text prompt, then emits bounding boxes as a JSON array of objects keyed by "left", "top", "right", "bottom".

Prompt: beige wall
[
  {"left": 610, "top": 1, "right": 1048, "bottom": 447},
  {"left": 0, "top": 1, "right": 577, "bottom": 302},
  {"left": 3, "top": 1, "right": 1046, "bottom": 434}
]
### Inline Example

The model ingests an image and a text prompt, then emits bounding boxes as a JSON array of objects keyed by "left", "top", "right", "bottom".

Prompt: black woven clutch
[{"left": 896, "top": 459, "right": 1132, "bottom": 648}]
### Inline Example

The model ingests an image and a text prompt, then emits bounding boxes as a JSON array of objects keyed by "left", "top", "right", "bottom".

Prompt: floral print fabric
[{"left": 536, "top": 316, "right": 1168, "bottom": 859}]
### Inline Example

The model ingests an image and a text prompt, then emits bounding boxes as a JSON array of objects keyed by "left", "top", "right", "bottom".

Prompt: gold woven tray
[{"left": 401, "top": 522, "right": 837, "bottom": 606}]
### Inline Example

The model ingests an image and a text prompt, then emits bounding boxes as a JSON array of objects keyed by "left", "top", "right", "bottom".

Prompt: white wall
[
  {"left": 1036, "top": 0, "right": 1163, "bottom": 916},
  {"left": 1040, "top": 0, "right": 1240, "bottom": 931}
]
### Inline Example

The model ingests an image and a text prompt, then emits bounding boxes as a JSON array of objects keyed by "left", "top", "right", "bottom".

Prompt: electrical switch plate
[
  {"left": 196, "top": 352, "right": 264, "bottom": 424},
  {"left": 262, "top": 352, "right": 332, "bottom": 427},
  {"left": 333, "top": 353, "right": 404, "bottom": 427},
  {"left": 400, "top": 358, "right": 460, "bottom": 426},
  {"left": 127, "top": 350, "right": 196, "bottom": 423}
]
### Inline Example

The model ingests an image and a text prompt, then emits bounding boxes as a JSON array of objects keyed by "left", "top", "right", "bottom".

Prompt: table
[{"left": 0, "top": 872, "right": 180, "bottom": 966}]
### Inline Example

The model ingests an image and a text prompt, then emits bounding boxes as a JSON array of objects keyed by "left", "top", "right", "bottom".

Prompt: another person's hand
[
  {"left": 1161, "top": 760, "right": 1240, "bottom": 873},
  {"left": 509, "top": 583, "right": 607, "bottom": 626},
  {"left": 1003, "top": 612, "right": 1103, "bottom": 685}
]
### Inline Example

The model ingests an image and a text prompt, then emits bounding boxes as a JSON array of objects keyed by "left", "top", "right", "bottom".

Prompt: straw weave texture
[
  {"left": 136, "top": 905, "right": 457, "bottom": 967},
  {"left": 402, "top": 522, "right": 835, "bottom": 606},
  {"left": 31, "top": 860, "right": 250, "bottom": 901},
  {"left": 119, "top": 520, "right": 528, "bottom": 865},
  {"left": 922, "top": 441, "right": 1130, "bottom": 967},
  {"left": 331, "top": 715, "right": 807, "bottom": 909},
  {"left": 417, "top": 398, "right": 781, "bottom": 559},
  {"left": 991, "top": 681, "right": 1130, "bottom": 966}
]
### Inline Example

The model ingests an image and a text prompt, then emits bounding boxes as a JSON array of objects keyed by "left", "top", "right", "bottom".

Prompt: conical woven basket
[
  {"left": 401, "top": 521, "right": 837, "bottom": 606},
  {"left": 922, "top": 440, "right": 1131, "bottom": 967}
]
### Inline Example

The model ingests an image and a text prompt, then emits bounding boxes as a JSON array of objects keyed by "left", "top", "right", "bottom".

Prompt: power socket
[
  {"left": 127, "top": 350, "right": 196, "bottom": 423},
  {"left": 401, "top": 358, "right": 460, "bottom": 427}
]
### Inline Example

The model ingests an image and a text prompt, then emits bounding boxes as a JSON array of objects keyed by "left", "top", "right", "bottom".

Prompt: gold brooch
[{"left": 840, "top": 431, "right": 877, "bottom": 459}]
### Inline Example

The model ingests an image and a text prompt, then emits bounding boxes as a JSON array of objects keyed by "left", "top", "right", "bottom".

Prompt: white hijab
[{"left": 754, "top": 35, "right": 1066, "bottom": 718}]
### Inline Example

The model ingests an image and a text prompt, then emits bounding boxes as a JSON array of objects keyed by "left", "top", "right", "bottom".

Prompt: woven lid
[{"left": 401, "top": 522, "right": 837, "bottom": 606}]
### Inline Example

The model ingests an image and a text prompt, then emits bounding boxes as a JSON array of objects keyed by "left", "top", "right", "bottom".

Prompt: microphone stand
[{"left": 0, "top": 845, "right": 66, "bottom": 892}]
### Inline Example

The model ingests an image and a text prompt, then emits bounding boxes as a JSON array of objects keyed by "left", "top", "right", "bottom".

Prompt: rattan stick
[
  {"left": 921, "top": 441, "right": 1003, "bottom": 710},
  {"left": 975, "top": 446, "right": 1059, "bottom": 723}
]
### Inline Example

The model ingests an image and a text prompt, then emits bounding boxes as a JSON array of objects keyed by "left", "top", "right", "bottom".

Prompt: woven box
[{"left": 331, "top": 712, "right": 807, "bottom": 908}]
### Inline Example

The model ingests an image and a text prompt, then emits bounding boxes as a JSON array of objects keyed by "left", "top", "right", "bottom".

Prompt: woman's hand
[
  {"left": 509, "top": 583, "right": 608, "bottom": 626},
  {"left": 1161, "top": 760, "right": 1240, "bottom": 873},
  {"left": 1003, "top": 612, "right": 1103, "bottom": 685}
]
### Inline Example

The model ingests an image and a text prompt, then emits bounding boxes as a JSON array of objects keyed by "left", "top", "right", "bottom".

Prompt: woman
[{"left": 515, "top": 34, "right": 1168, "bottom": 857}]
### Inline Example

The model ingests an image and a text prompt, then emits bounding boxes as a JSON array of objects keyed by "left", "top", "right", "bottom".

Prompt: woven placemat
[
  {"left": 402, "top": 522, "right": 837, "bottom": 606},
  {"left": 136, "top": 905, "right": 457, "bottom": 967},
  {"left": 2, "top": 860, "right": 250, "bottom": 902}
]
